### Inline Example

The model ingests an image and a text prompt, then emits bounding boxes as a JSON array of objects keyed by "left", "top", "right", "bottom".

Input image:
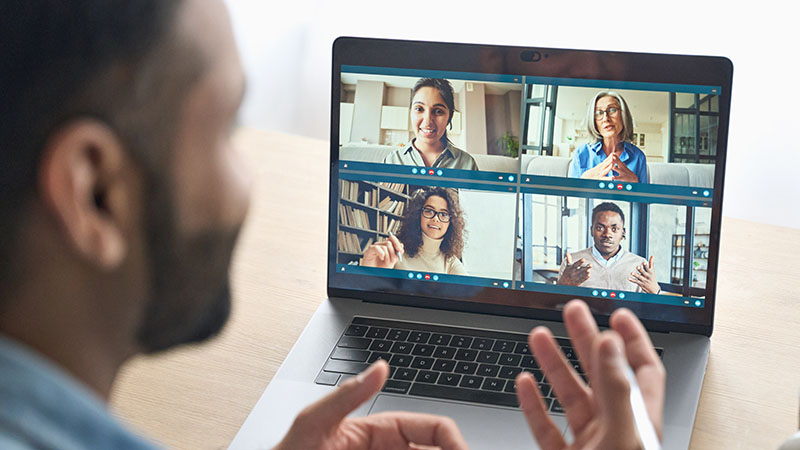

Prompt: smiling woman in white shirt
[{"left": 360, "top": 187, "right": 468, "bottom": 275}]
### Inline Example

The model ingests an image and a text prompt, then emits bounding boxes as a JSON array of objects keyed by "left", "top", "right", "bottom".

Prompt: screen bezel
[{"left": 328, "top": 37, "right": 733, "bottom": 337}]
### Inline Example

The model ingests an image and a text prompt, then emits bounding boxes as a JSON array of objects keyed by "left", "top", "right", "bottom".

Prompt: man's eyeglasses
[
  {"left": 594, "top": 107, "right": 621, "bottom": 119},
  {"left": 421, "top": 207, "right": 451, "bottom": 223}
]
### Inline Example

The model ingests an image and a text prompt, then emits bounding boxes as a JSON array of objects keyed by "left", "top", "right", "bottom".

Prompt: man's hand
[
  {"left": 610, "top": 154, "right": 639, "bottom": 183},
  {"left": 580, "top": 153, "right": 615, "bottom": 180},
  {"left": 515, "top": 300, "right": 665, "bottom": 450},
  {"left": 629, "top": 256, "right": 660, "bottom": 294},
  {"left": 557, "top": 253, "right": 591, "bottom": 287},
  {"left": 360, "top": 235, "right": 404, "bottom": 269},
  {"left": 274, "top": 360, "right": 468, "bottom": 450}
]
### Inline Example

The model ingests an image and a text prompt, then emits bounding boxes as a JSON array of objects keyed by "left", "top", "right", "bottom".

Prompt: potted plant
[{"left": 499, "top": 132, "right": 519, "bottom": 158}]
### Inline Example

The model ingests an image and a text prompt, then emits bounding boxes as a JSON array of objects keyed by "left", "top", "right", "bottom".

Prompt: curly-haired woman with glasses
[
  {"left": 568, "top": 91, "right": 648, "bottom": 183},
  {"left": 360, "top": 187, "right": 467, "bottom": 275}
]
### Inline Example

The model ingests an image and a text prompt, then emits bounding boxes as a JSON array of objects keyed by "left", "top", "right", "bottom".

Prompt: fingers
[
  {"left": 565, "top": 252, "right": 573, "bottom": 265},
  {"left": 516, "top": 371, "right": 567, "bottom": 450},
  {"left": 610, "top": 308, "right": 666, "bottom": 437},
  {"left": 529, "top": 327, "right": 594, "bottom": 434},
  {"left": 590, "top": 331, "right": 641, "bottom": 448},
  {"left": 648, "top": 255, "right": 655, "bottom": 269},
  {"left": 387, "top": 233, "right": 405, "bottom": 259},
  {"left": 362, "top": 411, "right": 470, "bottom": 450},
  {"left": 563, "top": 300, "right": 600, "bottom": 381},
  {"left": 295, "top": 360, "right": 389, "bottom": 432}
]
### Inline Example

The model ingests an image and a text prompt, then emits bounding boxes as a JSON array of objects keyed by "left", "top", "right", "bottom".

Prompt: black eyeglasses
[
  {"left": 594, "top": 107, "right": 621, "bottom": 119},
  {"left": 421, "top": 207, "right": 451, "bottom": 223}
]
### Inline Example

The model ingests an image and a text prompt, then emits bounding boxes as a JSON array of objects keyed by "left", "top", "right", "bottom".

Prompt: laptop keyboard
[{"left": 315, "top": 317, "right": 664, "bottom": 412}]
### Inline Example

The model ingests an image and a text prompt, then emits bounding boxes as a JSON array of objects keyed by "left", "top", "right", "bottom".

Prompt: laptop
[{"left": 229, "top": 37, "right": 732, "bottom": 449}]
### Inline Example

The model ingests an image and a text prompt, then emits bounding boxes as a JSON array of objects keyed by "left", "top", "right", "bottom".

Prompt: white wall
[
  {"left": 225, "top": 0, "right": 800, "bottom": 229},
  {"left": 459, "top": 190, "right": 517, "bottom": 279}
]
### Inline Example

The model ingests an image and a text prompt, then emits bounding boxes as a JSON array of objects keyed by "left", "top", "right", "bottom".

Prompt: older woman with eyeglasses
[
  {"left": 568, "top": 91, "right": 648, "bottom": 183},
  {"left": 360, "top": 186, "right": 467, "bottom": 275}
]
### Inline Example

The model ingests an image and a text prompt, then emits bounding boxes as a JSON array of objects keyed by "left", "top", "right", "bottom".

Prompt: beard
[{"left": 135, "top": 177, "right": 242, "bottom": 354}]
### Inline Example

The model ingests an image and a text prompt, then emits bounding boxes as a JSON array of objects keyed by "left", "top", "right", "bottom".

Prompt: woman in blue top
[{"left": 569, "top": 91, "right": 648, "bottom": 183}]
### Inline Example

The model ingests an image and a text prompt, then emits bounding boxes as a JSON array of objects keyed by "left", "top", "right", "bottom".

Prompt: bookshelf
[
  {"left": 670, "top": 233, "right": 710, "bottom": 287},
  {"left": 337, "top": 180, "right": 410, "bottom": 265}
]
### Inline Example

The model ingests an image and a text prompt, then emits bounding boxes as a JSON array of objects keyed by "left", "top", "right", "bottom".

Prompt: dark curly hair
[{"left": 397, "top": 187, "right": 466, "bottom": 260}]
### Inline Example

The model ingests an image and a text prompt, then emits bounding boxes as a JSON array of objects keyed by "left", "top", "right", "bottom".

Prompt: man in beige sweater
[{"left": 558, "top": 202, "right": 661, "bottom": 294}]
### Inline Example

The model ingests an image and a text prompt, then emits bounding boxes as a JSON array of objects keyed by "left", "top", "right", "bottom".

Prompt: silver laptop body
[{"left": 230, "top": 37, "right": 732, "bottom": 450}]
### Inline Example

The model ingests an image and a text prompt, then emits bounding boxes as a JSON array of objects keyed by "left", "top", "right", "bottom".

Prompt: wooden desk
[{"left": 109, "top": 128, "right": 800, "bottom": 449}]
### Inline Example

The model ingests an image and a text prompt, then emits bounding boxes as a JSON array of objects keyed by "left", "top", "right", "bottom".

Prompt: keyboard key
[
  {"left": 410, "top": 384, "right": 519, "bottom": 408},
  {"left": 411, "top": 344, "right": 435, "bottom": 357},
  {"left": 408, "top": 331, "right": 431, "bottom": 343},
  {"left": 390, "top": 342, "right": 413, "bottom": 354},
  {"left": 331, "top": 348, "right": 369, "bottom": 362},
  {"left": 563, "top": 346, "right": 577, "bottom": 361},
  {"left": 394, "top": 368, "right": 418, "bottom": 381},
  {"left": 503, "top": 380, "right": 517, "bottom": 394},
  {"left": 432, "top": 359, "right": 457, "bottom": 372},
  {"left": 366, "top": 327, "right": 389, "bottom": 339},
  {"left": 345, "top": 324, "right": 368, "bottom": 337},
  {"left": 499, "top": 366, "right": 522, "bottom": 379},
  {"left": 482, "top": 378, "right": 505, "bottom": 391},
  {"left": 455, "top": 349, "right": 478, "bottom": 361},
  {"left": 499, "top": 353, "right": 521, "bottom": 366},
  {"left": 416, "top": 371, "right": 439, "bottom": 384},
  {"left": 471, "top": 338, "right": 495, "bottom": 350},
  {"left": 451, "top": 336, "right": 473, "bottom": 348},
  {"left": 383, "top": 380, "right": 411, "bottom": 394},
  {"left": 551, "top": 398, "right": 564, "bottom": 414},
  {"left": 430, "top": 333, "right": 452, "bottom": 346},
  {"left": 437, "top": 373, "right": 461, "bottom": 386},
  {"left": 433, "top": 347, "right": 456, "bottom": 359},
  {"left": 520, "top": 355, "right": 538, "bottom": 369},
  {"left": 514, "top": 342, "right": 531, "bottom": 354},
  {"left": 459, "top": 375, "right": 484, "bottom": 389},
  {"left": 492, "top": 340, "right": 517, "bottom": 352},
  {"left": 411, "top": 357, "right": 434, "bottom": 370},
  {"left": 324, "top": 360, "right": 369, "bottom": 375},
  {"left": 315, "top": 371, "right": 340, "bottom": 386},
  {"left": 390, "top": 354, "right": 412, "bottom": 368},
  {"left": 454, "top": 362, "right": 478, "bottom": 375},
  {"left": 538, "top": 382, "right": 551, "bottom": 397},
  {"left": 337, "top": 336, "right": 370, "bottom": 350},
  {"left": 476, "top": 351, "right": 500, "bottom": 364},
  {"left": 477, "top": 364, "right": 500, "bottom": 378},
  {"left": 387, "top": 329, "right": 410, "bottom": 341},
  {"left": 369, "top": 340, "right": 392, "bottom": 352},
  {"left": 368, "top": 352, "right": 392, "bottom": 363}
]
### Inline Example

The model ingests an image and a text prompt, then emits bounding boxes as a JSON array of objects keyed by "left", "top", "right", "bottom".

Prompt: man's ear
[{"left": 38, "top": 119, "right": 135, "bottom": 270}]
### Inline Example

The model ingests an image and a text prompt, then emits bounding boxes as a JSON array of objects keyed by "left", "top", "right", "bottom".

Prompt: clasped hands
[
  {"left": 274, "top": 300, "right": 665, "bottom": 450},
  {"left": 580, "top": 153, "right": 638, "bottom": 183}
]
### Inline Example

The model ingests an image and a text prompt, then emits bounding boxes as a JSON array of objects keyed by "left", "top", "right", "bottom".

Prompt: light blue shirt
[
  {"left": 592, "top": 245, "right": 626, "bottom": 267},
  {"left": 568, "top": 141, "right": 648, "bottom": 184},
  {"left": 0, "top": 334, "right": 159, "bottom": 450}
]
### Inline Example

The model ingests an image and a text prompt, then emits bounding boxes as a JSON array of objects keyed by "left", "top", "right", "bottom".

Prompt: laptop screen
[{"left": 328, "top": 38, "right": 731, "bottom": 334}]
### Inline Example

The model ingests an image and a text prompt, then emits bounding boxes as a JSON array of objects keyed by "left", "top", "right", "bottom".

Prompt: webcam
[{"left": 520, "top": 50, "right": 546, "bottom": 62}]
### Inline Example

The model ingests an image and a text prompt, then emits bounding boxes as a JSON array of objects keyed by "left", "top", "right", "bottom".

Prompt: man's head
[
  {"left": 0, "top": 0, "right": 249, "bottom": 366},
  {"left": 590, "top": 202, "right": 626, "bottom": 259}
]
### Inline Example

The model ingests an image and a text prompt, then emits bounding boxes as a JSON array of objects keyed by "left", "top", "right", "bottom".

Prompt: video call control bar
[
  {"left": 339, "top": 161, "right": 714, "bottom": 207},
  {"left": 337, "top": 265, "right": 704, "bottom": 308}
]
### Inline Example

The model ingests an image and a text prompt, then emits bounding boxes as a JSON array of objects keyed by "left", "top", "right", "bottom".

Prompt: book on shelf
[{"left": 378, "top": 182, "right": 406, "bottom": 194}]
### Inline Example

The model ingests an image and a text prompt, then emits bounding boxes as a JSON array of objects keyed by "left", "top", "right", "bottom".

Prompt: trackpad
[{"left": 368, "top": 394, "right": 568, "bottom": 450}]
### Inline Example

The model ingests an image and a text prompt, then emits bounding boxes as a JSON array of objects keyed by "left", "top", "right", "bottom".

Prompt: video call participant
[
  {"left": 558, "top": 202, "right": 661, "bottom": 294},
  {"left": 360, "top": 187, "right": 468, "bottom": 275},
  {"left": 383, "top": 78, "right": 479, "bottom": 170},
  {"left": 569, "top": 91, "right": 649, "bottom": 183}
]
